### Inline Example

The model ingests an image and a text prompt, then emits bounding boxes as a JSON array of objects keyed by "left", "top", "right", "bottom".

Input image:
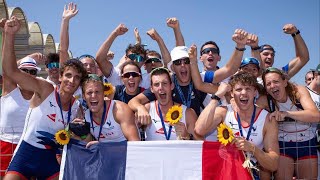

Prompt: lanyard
[
  {"left": 90, "top": 101, "right": 107, "bottom": 141},
  {"left": 236, "top": 105, "right": 256, "bottom": 141},
  {"left": 56, "top": 88, "right": 72, "bottom": 126},
  {"left": 173, "top": 75, "right": 193, "bottom": 108},
  {"left": 157, "top": 101, "right": 172, "bottom": 140}
]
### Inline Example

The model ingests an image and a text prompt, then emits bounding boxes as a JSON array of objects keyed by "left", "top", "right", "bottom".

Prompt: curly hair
[
  {"left": 125, "top": 44, "right": 147, "bottom": 59},
  {"left": 59, "top": 59, "right": 88, "bottom": 84},
  {"left": 229, "top": 71, "right": 258, "bottom": 90}
]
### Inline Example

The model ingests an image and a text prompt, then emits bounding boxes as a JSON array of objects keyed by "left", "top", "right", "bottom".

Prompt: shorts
[
  {"left": 279, "top": 137, "right": 318, "bottom": 160},
  {"left": 6, "top": 140, "right": 60, "bottom": 180},
  {"left": 0, "top": 140, "right": 18, "bottom": 176}
]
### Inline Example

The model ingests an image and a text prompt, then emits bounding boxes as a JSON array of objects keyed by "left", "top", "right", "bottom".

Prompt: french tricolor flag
[{"left": 59, "top": 141, "right": 252, "bottom": 180}]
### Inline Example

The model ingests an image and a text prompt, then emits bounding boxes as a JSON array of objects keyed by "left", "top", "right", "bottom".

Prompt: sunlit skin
[
  {"left": 121, "top": 64, "right": 141, "bottom": 95},
  {"left": 231, "top": 83, "right": 257, "bottom": 112},
  {"left": 240, "top": 64, "right": 259, "bottom": 78},
  {"left": 200, "top": 44, "right": 221, "bottom": 71},
  {"left": 59, "top": 66, "right": 82, "bottom": 94},
  {"left": 260, "top": 49, "right": 275, "bottom": 68},
  {"left": 144, "top": 55, "right": 163, "bottom": 73},
  {"left": 150, "top": 74, "right": 174, "bottom": 107},
  {"left": 83, "top": 81, "right": 105, "bottom": 114},
  {"left": 305, "top": 71, "right": 313, "bottom": 85},
  {"left": 171, "top": 59, "right": 191, "bottom": 86},
  {"left": 80, "top": 57, "right": 97, "bottom": 74},
  {"left": 264, "top": 73, "right": 288, "bottom": 103},
  {"left": 46, "top": 66, "right": 60, "bottom": 84}
]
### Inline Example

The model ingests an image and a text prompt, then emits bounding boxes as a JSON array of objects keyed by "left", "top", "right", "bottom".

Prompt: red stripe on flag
[{"left": 202, "top": 141, "right": 253, "bottom": 180}]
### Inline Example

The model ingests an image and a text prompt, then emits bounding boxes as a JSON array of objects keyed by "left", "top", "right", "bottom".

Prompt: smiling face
[
  {"left": 171, "top": 58, "right": 191, "bottom": 86},
  {"left": 59, "top": 66, "right": 82, "bottom": 94},
  {"left": 264, "top": 72, "right": 288, "bottom": 102},
  {"left": 80, "top": 57, "right": 97, "bottom": 74},
  {"left": 231, "top": 83, "right": 257, "bottom": 111},
  {"left": 200, "top": 44, "right": 221, "bottom": 71},
  {"left": 151, "top": 73, "right": 174, "bottom": 106},
  {"left": 240, "top": 64, "right": 260, "bottom": 78},
  {"left": 260, "top": 48, "right": 275, "bottom": 68},
  {"left": 121, "top": 63, "right": 142, "bottom": 95},
  {"left": 83, "top": 80, "right": 105, "bottom": 113}
]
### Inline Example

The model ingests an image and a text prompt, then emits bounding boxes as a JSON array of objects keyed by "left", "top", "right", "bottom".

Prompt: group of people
[{"left": 0, "top": 2, "right": 319, "bottom": 180}]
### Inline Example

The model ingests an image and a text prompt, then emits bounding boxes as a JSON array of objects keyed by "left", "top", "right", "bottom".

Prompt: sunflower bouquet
[
  {"left": 103, "top": 82, "right": 114, "bottom": 96},
  {"left": 217, "top": 123, "right": 234, "bottom": 146},
  {"left": 166, "top": 105, "right": 183, "bottom": 125},
  {"left": 55, "top": 126, "right": 70, "bottom": 145}
]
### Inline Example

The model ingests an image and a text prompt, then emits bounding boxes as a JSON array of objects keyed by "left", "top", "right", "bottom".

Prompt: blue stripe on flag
[{"left": 62, "top": 140, "right": 127, "bottom": 180}]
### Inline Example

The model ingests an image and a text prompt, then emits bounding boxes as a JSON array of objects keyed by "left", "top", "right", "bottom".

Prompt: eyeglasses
[
  {"left": 145, "top": 58, "right": 162, "bottom": 64},
  {"left": 172, "top": 58, "right": 190, "bottom": 66},
  {"left": 201, "top": 48, "right": 219, "bottom": 55},
  {"left": 240, "top": 57, "right": 260, "bottom": 68},
  {"left": 128, "top": 54, "right": 145, "bottom": 62},
  {"left": 78, "top": 54, "right": 96, "bottom": 61},
  {"left": 20, "top": 69, "right": 37, "bottom": 75},
  {"left": 47, "top": 62, "right": 60, "bottom": 69},
  {"left": 122, "top": 72, "right": 141, "bottom": 78}
]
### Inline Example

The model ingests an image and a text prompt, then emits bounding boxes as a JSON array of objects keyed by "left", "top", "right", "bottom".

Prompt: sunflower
[
  {"left": 103, "top": 83, "right": 114, "bottom": 96},
  {"left": 166, "top": 105, "right": 183, "bottom": 125},
  {"left": 55, "top": 129, "right": 70, "bottom": 145},
  {"left": 217, "top": 123, "right": 234, "bottom": 146}
]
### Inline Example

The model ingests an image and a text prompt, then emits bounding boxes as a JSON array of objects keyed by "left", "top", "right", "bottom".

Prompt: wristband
[
  {"left": 291, "top": 30, "right": 300, "bottom": 37},
  {"left": 211, "top": 94, "right": 221, "bottom": 101},
  {"left": 251, "top": 46, "right": 261, "bottom": 51},
  {"left": 235, "top": 47, "right": 246, "bottom": 51}
]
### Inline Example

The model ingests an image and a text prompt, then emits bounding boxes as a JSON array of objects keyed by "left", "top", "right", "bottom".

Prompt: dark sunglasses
[
  {"left": 128, "top": 54, "right": 145, "bottom": 63},
  {"left": 78, "top": 54, "right": 96, "bottom": 61},
  {"left": 265, "top": 67, "right": 282, "bottom": 74},
  {"left": 87, "top": 74, "right": 103, "bottom": 82},
  {"left": 201, "top": 48, "right": 219, "bottom": 55},
  {"left": 122, "top": 72, "right": 141, "bottom": 78},
  {"left": 21, "top": 69, "right": 37, "bottom": 75},
  {"left": 145, "top": 58, "right": 162, "bottom": 64},
  {"left": 172, "top": 58, "right": 190, "bottom": 66},
  {"left": 47, "top": 62, "right": 60, "bottom": 69}
]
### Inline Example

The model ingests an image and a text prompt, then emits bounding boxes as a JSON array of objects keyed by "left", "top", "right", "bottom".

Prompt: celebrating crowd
[{"left": 0, "top": 2, "right": 319, "bottom": 180}]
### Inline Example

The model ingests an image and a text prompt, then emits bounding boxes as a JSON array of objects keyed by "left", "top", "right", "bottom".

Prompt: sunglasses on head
[
  {"left": 78, "top": 54, "right": 96, "bottom": 61},
  {"left": 128, "top": 54, "right": 145, "bottom": 63},
  {"left": 47, "top": 62, "right": 60, "bottom": 69},
  {"left": 145, "top": 58, "right": 162, "bottom": 64},
  {"left": 87, "top": 74, "right": 103, "bottom": 82},
  {"left": 201, "top": 48, "right": 219, "bottom": 55},
  {"left": 172, "top": 58, "right": 190, "bottom": 66},
  {"left": 241, "top": 57, "right": 260, "bottom": 68},
  {"left": 122, "top": 72, "right": 141, "bottom": 78},
  {"left": 21, "top": 69, "right": 37, "bottom": 75}
]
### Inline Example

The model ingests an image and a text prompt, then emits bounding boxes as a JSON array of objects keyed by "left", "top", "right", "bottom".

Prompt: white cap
[{"left": 18, "top": 57, "right": 41, "bottom": 72}]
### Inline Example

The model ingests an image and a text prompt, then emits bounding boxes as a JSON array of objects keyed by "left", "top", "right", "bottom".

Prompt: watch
[
  {"left": 211, "top": 94, "right": 221, "bottom": 101},
  {"left": 291, "top": 30, "right": 300, "bottom": 37}
]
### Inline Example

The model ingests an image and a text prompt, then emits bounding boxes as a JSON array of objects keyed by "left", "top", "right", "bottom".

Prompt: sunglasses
[
  {"left": 47, "top": 62, "right": 60, "bottom": 69},
  {"left": 21, "top": 69, "right": 37, "bottom": 75},
  {"left": 172, "top": 58, "right": 190, "bottom": 66},
  {"left": 128, "top": 54, "right": 145, "bottom": 62},
  {"left": 240, "top": 57, "right": 260, "bottom": 68},
  {"left": 201, "top": 48, "right": 219, "bottom": 55},
  {"left": 122, "top": 72, "right": 141, "bottom": 78},
  {"left": 145, "top": 58, "right": 162, "bottom": 64},
  {"left": 78, "top": 54, "right": 96, "bottom": 61},
  {"left": 265, "top": 67, "right": 282, "bottom": 74},
  {"left": 87, "top": 74, "right": 103, "bottom": 82}
]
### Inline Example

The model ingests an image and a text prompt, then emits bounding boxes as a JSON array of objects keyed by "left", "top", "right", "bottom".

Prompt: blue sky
[{"left": 5, "top": 0, "right": 320, "bottom": 85}]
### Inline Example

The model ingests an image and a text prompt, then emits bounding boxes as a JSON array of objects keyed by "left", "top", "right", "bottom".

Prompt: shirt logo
[{"left": 47, "top": 114, "right": 56, "bottom": 122}]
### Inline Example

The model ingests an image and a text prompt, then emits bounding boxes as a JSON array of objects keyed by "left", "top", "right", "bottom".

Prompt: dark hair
[
  {"left": 146, "top": 50, "right": 162, "bottom": 60},
  {"left": 200, "top": 41, "right": 220, "bottom": 55},
  {"left": 120, "top": 61, "right": 142, "bottom": 75},
  {"left": 150, "top": 67, "right": 172, "bottom": 85},
  {"left": 59, "top": 59, "right": 88, "bottom": 84},
  {"left": 45, "top": 53, "right": 59, "bottom": 67},
  {"left": 125, "top": 44, "right": 147, "bottom": 59},
  {"left": 229, "top": 71, "right": 258, "bottom": 90}
]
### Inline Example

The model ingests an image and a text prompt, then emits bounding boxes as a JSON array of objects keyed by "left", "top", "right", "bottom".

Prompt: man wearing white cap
[{"left": 0, "top": 56, "right": 40, "bottom": 177}]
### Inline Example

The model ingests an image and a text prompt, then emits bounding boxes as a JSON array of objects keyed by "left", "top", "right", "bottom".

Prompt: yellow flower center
[
  {"left": 171, "top": 111, "right": 180, "bottom": 120},
  {"left": 59, "top": 132, "right": 67, "bottom": 141},
  {"left": 222, "top": 129, "right": 230, "bottom": 139}
]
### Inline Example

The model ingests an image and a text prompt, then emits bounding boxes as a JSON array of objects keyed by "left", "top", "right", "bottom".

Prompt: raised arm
[
  {"left": 283, "top": 24, "right": 310, "bottom": 78},
  {"left": 194, "top": 83, "right": 230, "bottom": 137},
  {"left": 114, "top": 100, "right": 140, "bottom": 141},
  {"left": 59, "top": 2, "right": 78, "bottom": 64},
  {"left": 247, "top": 33, "right": 264, "bottom": 70},
  {"left": 134, "top": 27, "right": 141, "bottom": 45},
  {"left": 167, "top": 17, "right": 185, "bottom": 46},
  {"left": 2, "top": 17, "right": 52, "bottom": 97},
  {"left": 212, "top": 29, "right": 248, "bottom": 83},
  {"left": 146, "top": 28, "right": 171, "bottom": 67},
  {"left": 95, "top": 24, "right": 128, "bottom": 77}
]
